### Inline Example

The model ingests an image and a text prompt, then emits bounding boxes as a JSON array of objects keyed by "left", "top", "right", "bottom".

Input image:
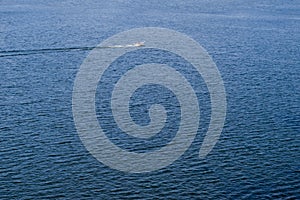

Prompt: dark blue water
[{"left": 1, "top": 0, "right": 299, "bottom": 199}]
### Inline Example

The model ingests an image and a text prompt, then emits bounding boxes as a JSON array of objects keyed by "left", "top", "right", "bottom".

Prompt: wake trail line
[{"left": 0, "top": 42, "right": 145, "bottom": 58}]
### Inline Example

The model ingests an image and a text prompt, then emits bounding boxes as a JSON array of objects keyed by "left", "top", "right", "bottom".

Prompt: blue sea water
[{"left": 0, "top": 0, "right": 299, "bottom": 199}]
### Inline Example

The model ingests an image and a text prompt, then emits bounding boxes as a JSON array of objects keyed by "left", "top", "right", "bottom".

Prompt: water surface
[{"left": 0, "top": 0, "right": 299, "bottom": 199}]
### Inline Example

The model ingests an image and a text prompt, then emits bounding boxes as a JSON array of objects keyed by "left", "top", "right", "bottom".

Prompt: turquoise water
[{"left": 1, "top": 0, "right": 299, "bottom": 199}]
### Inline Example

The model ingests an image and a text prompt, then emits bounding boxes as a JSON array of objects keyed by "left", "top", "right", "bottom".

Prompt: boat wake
[{"left": 0, "top": 42, "right": 145, "bottom": 57}]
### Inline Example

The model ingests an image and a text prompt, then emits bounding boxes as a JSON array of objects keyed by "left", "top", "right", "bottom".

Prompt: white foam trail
[{"left": 107, "top": 41, "right": 145, "bottom": 48}]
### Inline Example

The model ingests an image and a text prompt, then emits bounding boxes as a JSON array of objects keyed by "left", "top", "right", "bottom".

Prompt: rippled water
[{"left": 1, "top": 0, "right": 299, "bottom": 199}]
